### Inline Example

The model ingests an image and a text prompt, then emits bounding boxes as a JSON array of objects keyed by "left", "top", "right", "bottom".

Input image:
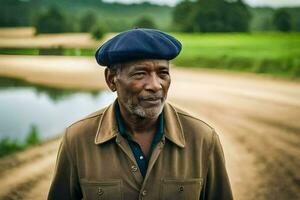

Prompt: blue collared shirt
[{"left": 115, "top": 102, "right": 164, "bottom": 177}]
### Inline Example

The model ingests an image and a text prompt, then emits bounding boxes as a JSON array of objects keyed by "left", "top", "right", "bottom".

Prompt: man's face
[{"left": 114, "top": 59, "right": 170, "bottom": 119}]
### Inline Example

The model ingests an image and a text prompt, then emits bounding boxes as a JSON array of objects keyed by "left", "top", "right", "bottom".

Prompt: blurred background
[{"left": 0, "top": 0, "right": 299, "bottom": 199}]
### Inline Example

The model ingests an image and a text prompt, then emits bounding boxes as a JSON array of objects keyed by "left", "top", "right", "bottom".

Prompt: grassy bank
[
  {"left": 0, "top": 125, "right": 40, "bottom": 158},
  {"left": 173, "top": 32, "right": 300, "bottom": 78},
  {"left": 0, "top": 48, "right": 95, "bottom": 56}
]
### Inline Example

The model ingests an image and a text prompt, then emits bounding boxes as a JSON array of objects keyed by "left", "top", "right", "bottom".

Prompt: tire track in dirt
[
  {"left": 2, "top": 166, "right": 52, "bottom": 200},
  {"left": 21, "top": 173, "right": 53, "bottom": 200},
  {"left": 0, "top": 139, "right": 60, "bottom": 178},
  {"left": 0, "top": 140, "right": 60, "bottom": 199}
]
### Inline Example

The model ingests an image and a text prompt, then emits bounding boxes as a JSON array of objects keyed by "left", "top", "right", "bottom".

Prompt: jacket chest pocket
[
  {"left": 160, "top": 178, "right": 203, "bottom": 200},
  {"left": 80, "top": 179, "right": 123, "bottom": 200}
]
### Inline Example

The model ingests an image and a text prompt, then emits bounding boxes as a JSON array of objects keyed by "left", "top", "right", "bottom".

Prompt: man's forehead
[{"left": 123, "top": 59, "right": 169, "bottom": 69}]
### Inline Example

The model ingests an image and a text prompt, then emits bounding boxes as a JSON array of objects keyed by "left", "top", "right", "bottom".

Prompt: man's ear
[{"left": 104, "top": 68, "right": 117, "bottom": 92}]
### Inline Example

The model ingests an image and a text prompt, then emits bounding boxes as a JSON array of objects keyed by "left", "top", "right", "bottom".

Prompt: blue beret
[{"left": 95, "top": 28, "right": 182, "bottom": 67}]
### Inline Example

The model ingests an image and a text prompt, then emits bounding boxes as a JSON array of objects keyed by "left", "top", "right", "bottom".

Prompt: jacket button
[
  {"left": 98, "top": 187, "right": 104, "bottom": 195},
  {"left": 179, "top": 186, "right": 184, "bottom": 192},
  {"left": 142, "top": 190, "right": 147, "bottom": 196},
  {"left": 131, "top": 165, "right": 138, "bottom": 172}
]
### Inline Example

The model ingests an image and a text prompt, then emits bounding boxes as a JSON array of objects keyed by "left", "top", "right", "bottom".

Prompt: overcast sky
[{"left": 103, "top": 0, "right": 300, "bottom": 7}]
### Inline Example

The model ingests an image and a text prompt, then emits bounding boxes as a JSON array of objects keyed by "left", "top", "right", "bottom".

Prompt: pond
[{"left": 0, "top": 76, "right": 116, "bottom": 142}]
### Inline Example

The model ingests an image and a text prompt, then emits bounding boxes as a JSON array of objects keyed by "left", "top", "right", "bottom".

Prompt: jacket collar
[
  {"left": 95, "top": 100, "right": 185, "bottom": 148},
  {"left": 163, "top": 102, "right": 185, "bottom": 148}
]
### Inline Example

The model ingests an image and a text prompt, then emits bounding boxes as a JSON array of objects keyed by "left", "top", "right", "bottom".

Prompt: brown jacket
[{"left": 48, "top": 101, "right": 233, "bottom": 200}]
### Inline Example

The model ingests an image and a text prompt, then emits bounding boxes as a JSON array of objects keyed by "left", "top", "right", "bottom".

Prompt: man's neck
[{"left": 118, "top": 104, "right": 158, "bottom": 135}]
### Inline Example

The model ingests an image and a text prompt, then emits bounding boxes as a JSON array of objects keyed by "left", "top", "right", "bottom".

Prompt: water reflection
[
  {"left": 0, "top": 76, "right": 116, "bottom": 142},
  {"left": 0, "top": 76, "right": 100, "bottom": 102}
]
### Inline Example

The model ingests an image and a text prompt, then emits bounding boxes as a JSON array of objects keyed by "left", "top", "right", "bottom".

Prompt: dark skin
[{"left": 105, "top": 59, "right": 171, "bottom": 158}]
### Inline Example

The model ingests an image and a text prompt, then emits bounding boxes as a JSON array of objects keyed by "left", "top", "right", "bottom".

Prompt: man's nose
[{"left": 145, "top": 73, "right": 162, "bottom": 92}]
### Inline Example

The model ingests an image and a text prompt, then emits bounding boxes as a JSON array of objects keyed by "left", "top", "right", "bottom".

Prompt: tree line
[
  {"left": 173, "top": 0, "right": 296, "bottom": 32},
  {"left": 32, "top": 6, "right": 156, "bottom": 38},
  {"left": 0, "top": 0, "right": 169, "bottom": 33},
  {"left": 173, "top": 0, "right": 250, "bottom": 32},
  {"left": 0, "top": 0, "right": 299, "bottom": 34}
]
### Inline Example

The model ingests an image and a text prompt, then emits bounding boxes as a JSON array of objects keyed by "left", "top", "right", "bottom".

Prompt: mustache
[{"left": 139, "top": 93, "right": 164, "bottom": 100}]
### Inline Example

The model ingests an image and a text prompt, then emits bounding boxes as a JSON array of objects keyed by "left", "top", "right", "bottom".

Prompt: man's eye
[
  {"left": 159, "top": 71, "right": 169, "bottom": 76},
  {"left": 133, "top": 72, "right": 145, "bottom": 78}
]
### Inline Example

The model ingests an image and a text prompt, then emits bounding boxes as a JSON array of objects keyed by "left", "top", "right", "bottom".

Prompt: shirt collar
[
  {"left": 114, "top": 102, "right": 129, "bottom": 139},
  {"left": 95, "top": 99, "right": 185, "bottom": 148}
]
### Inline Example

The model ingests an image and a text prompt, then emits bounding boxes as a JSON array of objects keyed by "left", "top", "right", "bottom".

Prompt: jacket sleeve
[
  {"left": 48, "top": 129, "right": 82, "bottom": 200},
  {"left": 200, "top": 130, "right": 233, "bottom": 200}
]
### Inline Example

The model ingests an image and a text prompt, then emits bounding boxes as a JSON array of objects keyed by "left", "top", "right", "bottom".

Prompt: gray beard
[{"left": 124, "top": 100, "right": 165, "bottom": 119}]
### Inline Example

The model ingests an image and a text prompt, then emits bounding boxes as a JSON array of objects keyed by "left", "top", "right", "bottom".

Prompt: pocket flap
[
  {"left": 161, "top": 178, "right": 203, "bottom": 200},
  {"left": 80, "top": 179, "right": 122, "bottom": 200}
]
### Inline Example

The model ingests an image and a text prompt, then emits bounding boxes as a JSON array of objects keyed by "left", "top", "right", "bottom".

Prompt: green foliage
[
  {"left": 0, "top": 138, "right": 25, "bottom": 158},
  {"left": 0, "top": 48, "right": 39, "bottom": 55},
  {"left": 273, "top": 9, "right": 292, "bottom": 32},
  {"left": 292, "top": 65, "right": 300, "bottom": 78},
  {"left": 0, "top": 0, "right": 31, "bottom": 27},
  {"left": 173, "top": 0, "right": 251, "bottom": 32},
  {"left": 250, "top": 7, "right": 275, "bottom": 31},
  {"left": 134, "top": 16, "right": 156, "bottom": 29},
  {"left": 0, "top": 124, "right": 41, "bottom": 158},
  {"left": 0, "top": 48, "right": 95, "bottom": 57},
  {"left": 287, "top": 7, "right": 300, "bottom": 31},
  {"left": 225, "top": 0, "right": 251, "bottom": 32},
  {"left": 250, "top": 7, "right": 300, "bottom": 32},
  {"left": 91, "top": 25, "right": 107, "bottom": 40},
  {"left": 80, "top": 11, "right": 98, "bottom": 32},
  {"left": 172, "top": 0, "right": 195, "bottom": 32},
  {"left": 34, "top": 6, "right": 73, "bottom": 34},
  {"left": 26, "top": 125, "right": 40, "bottom": 145}
]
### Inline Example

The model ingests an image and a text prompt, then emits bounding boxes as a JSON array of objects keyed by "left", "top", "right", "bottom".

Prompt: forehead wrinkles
[{"left": 124, "top": 60, "right": 169, "bottom": 71}]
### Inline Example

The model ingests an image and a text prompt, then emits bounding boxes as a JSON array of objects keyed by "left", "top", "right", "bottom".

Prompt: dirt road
[{"left": 0, "top": 56, "right": 299, "bottom": 199}]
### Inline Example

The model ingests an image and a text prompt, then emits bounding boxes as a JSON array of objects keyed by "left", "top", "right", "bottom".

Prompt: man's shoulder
[
  {"left": 174, "top": 105, "right": 213, "bottom": 129},
  {"left": 64, "top": 106, "right": 108, "bottom": 141},
  {"left": 70, "top": 107, "right": 106, "bottom": 127},
  {"left": 168, "top": 102, "right": 216, "bottom": 143}
]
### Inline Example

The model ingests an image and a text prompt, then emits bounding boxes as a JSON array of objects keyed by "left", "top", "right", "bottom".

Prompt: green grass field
[
  {"left": 1, "top": 32, "right": 299, "bottom": 78},
  {"left": 172, "top": 32, "right": 300, "bottom": 78}
]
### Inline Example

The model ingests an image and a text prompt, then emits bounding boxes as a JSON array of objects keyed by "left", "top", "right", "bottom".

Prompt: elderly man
[{"left": 48, "top": 28, "right": 233, "bottom": 200}]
